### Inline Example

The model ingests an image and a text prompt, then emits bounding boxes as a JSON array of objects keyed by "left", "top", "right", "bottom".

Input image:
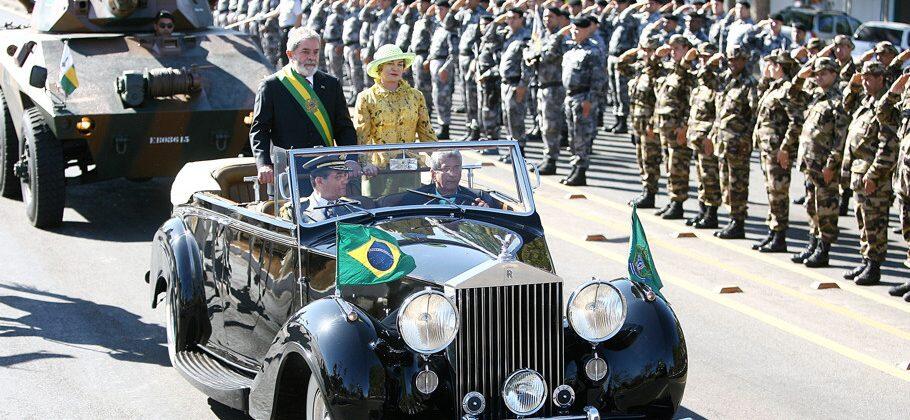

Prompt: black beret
[
  {"left": 688, "top": 12, "right": 706, "bottom": 20},
  {"left": 546, "top": 6, "right": 563, "bottom": 15},
  {"left": 793, "top": 22, "right": 810, "bottom": 32},
  {"left": 770, "top": 13, "right": 783, "bottom": 21},
  {"left": 507, "top": 7, "right": 523, "bottom": 15},
  {"left": 571, "top": 16, "right": 592, "bottom": 28},
  {"left": 480, "top": 14, "right": 495, "bottom": 22},
  {"left": 568, "top": 0, "right": 582, "bottom": 6},
  {"left": 156, "top": 10, "right": 175, "bottom": 21},
  {"left": 596, "top": 0, "right": 609, "bottom": 6},
  {"left": 736, "top": 1, "right": 751, "bottom": 7},
  {"left": 662, "top": 13, "right": 679, "bottom": 22},
  {"left": 435, "top": 0, "right": 450, "bottom": 7}
]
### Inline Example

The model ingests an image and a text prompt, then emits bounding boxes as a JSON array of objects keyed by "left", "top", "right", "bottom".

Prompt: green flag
[
  {"left": 336, "top": 223, "right": 416, "bottom": 287},
  {"left": 628, "top": 206, "right": 665, "bottom": 300}
]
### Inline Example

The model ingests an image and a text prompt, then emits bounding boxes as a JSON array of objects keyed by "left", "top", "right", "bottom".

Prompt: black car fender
[
  {"left": 248, "top": 297, "right": 389, "bottom": 420},
  {"left": 563, "top": 279, "right": 687, "bottom": 418},
  {"left": 149, "top": 217, "right": 209, "bottom": 345}
]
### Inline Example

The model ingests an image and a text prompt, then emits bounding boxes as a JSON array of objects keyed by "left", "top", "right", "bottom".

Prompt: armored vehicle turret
[{"left": 0, "top": 0, "right": 273, "bottom": 228}]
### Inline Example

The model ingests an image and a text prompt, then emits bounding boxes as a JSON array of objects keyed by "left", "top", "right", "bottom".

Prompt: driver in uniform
[
  {"left": 280, "top": 155, "right": 374, "bottom": 221},
  {"left": 401, "top": 150, "right": 503, "bottom": 208}
]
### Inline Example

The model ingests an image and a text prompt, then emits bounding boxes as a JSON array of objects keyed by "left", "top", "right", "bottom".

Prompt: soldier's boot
[
  {"left": 527, "top": 126, "right": 542, "bottom": 142},
  {"left": 838, "top": 189, "right": 852, "bottom": 216},
  {"left": 904, "top": 290, "right": 910, "bottom": 302},
  {"left": 854, "top": 260, "right": 881, "bottom": 286},
  {"left": 759, "top": 230, "right": 788, "bottom": 253},
  {"left": 751, "top": 230, "right": 774, "bottom": 250},
  {"left": 562, "top": 167, "right": 587, "bottom": 186},
  {"left": 654, "top": 202, "right": 672, "bottom": 216},
  {"left": 694, "top": 206, "right": 719, "bottom": 229},
  {"left": 791, "top": 237, "right": 818, "bottom": 264},
  {"left": 803, "top": 240, "right": 831, "bottom": 268},
  {"left": 714, "top": 218, "right": 745, "bottom": 239},
  {"left": 437, "top": 125, "right": 450, "bottom": 140},
  {"left": 455, "top": 105, "right": 466, "bottom": 113},
  {"left": 843, "top": 258, "right": 869, "bottom": 280},
  {"left": 686, "top": 201, "right": 707, "bottom": 226},
  {"left": 612, "top": 119, "right": 628, "bottom": 134},
  {"left": 537, "top": 158, "right": 558, "bottom": 175},
  {"left": 905, "top": 255, "right": 910, "bottom": 269},
  {"left": 792, "top": 195, "right": 806, "bottom": 205},
  {"left": 661, "top": 201, "right": 684, "bottom": 220},
  {"left": 606, "top": 120, "right": 620, "bottom": 132},
  {"left": 560, "top": 166, "right": 578, "bottom": 184},
  {"left": 629, "top": 192, "right": 656, "bottom": 209},
  {"left": 887, "top": 281, "right": 910, "bottom": 297}
]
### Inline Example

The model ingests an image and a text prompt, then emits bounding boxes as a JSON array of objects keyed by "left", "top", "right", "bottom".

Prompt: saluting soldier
[
  {"left": 529, "top": 6, "right": 569, "bottom": 175},
  {"left": 474, "top": 14, "right": 502, "bottom": 144},
  {"left": 748, "top": 49, "right": 801, "bottom": 253},
  {"left": 780, "top": 57, "right": 848, "bottom": 267},
  {"left": 708, "top": 45, "right": 758, "bottom": 240},
  {"left": 622, "top": 36, "right": 663, "bottom": 206},
  {"left": 323, "top": 1, "right": 347, "bottom": 84},
  {"left": 683, "top": 42, "right": 722, "bottom": 229},
  {"left": 606, "top": 0, "right": 638, "bottom": 134},
  {"left": 446, "top": 0, "right": 488, "bottom": 141},
  {"left": 652, "top": 34, "right": 695, "bottom": 219},
  {"left": 427, "top": 0, "right": 458, "bottom": 139},
  {"left": 342, "top": 0, "right": 365, "bottom": 105},
  {"left": 840, "top": 61, "right": 901, "bottom": 285},
  {"left": 560, "top": 16, "right": 607, "bottom": 186},
  {"left": 409, "top": 0, "right": 435, "bottom": 114},
  {"left": 878, "top": 73, "right": 910, "bottom": 300},
  {"left": 494, "top": 8, "right": 532, "bottom": 161}
]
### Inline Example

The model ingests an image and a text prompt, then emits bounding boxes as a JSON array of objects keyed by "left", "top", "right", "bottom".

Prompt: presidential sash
[{"left": 277, "top": 65, "right": 334, "bottom": 147}]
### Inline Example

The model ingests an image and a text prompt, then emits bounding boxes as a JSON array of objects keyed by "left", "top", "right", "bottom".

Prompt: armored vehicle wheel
[
  {"left": 0, "top": 93, "right": 21, "bottom": 199},
  {"left": 305, "top": 374, "right": 331, "bottom": 420},
  {"left": 19, "top": 108, "right": 65, "bottom": 228}
]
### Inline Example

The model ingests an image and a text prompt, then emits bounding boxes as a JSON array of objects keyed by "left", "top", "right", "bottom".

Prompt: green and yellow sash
[{"left": 277, "top": 65, "right": 334, "bottom": 147}]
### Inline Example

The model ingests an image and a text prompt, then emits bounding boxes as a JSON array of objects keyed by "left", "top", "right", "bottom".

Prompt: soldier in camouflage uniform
[
  {"left": 323, "top": 1, "right": 347, "bottom": 83},
  {"left": 409, "top": 0, "right": 435, "bottom": 115},
  {"left": 560, "top": 16, "right": 607, "bottom": 186},
  {"left": 474, "top": 14, "right": 502, "bottom": 143},
  {"left": 446, "top": 0, "right": 487, "bottom": 141},
  {"left": 840, "top": 61, "right": 900, "bottom": 285},
  {"left": 746, "top": 49, "right": 801, "bottom": 253},
  {"left": 880, "top": 73, "right": 910, "bottom": 299},
  {"left": 606, "top": 0, "right": 638, "bottom": 134},
  {"left": 258, "top": 0, "right": 284, "bottom": 68},
  {"left": 622, "top": 36, "right": 662, "bottom": 207},
  {"left": 709, "top": 45, "right": 759, "bottom": 240},
  {"left": 342, "top": 0, "right": 366, "bottom": 105},
  {"left": 683, "top": 42, "right": 722, "bottom": 229},
  {"left": 779, "top": 57, "right": 848, "bottom": 267},
  {"left": 495, "top": 9, "right": 532, "bottom": 160},
  {"left": 393, "top": 1, "right": 419, "bottom": 85},
  {"left": 428, "top": 0, "right": 457, "bottom": 139},
  {"left": 652, "top": 34, "right": 695, "bottom": 220},
  {"left": 528, "top": 6, "right": 569, "bottom": 175}
]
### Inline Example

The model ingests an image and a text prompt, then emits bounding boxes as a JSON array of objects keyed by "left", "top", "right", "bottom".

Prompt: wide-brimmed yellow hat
[{"left": 366, "top": 44, "right": 416, "bottom": 79}]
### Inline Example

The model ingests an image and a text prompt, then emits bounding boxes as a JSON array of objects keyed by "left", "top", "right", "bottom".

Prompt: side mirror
[{"left": 29, "top": 65, "right": 47, "bottom": 89}]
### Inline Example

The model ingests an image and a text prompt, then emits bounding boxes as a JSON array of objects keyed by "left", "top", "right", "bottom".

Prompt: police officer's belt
[
  {"left": 325, "top": 38, "right": 342, "bottom": 43},
  {"left": 432, "top": 55, "right": 448, "bottom": 60},
  {"left": 503, "top": 76, "right": 521, "bottom": 85},
  {"left": 415, "top": 49, "right": 429, "bottom": 55},
  {"left": 568, "top": 86, "right": 590, "bottom": 96},
  {"left": 539, "top": 81, "right": 562, "bottom": 89},
  {"left": 344, "top": 41, "right": 358, "bottom": 46}
]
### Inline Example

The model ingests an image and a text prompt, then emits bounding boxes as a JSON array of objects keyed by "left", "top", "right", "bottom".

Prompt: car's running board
[{"left": 173, "top": 350, "right": 253, "bottom": 412}]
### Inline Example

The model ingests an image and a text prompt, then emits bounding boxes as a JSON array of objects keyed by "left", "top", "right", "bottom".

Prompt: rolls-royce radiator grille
[{"left": 454, "top": 282, "right": 564, "bottom": 418}]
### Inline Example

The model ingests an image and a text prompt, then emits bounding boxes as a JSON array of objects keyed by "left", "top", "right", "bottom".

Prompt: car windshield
[
  {"left": 854, "top": 25, "right": 905, "bottom": 44},
  {"left": 279, "top": 141, "right": 533, "bottom": 225}
]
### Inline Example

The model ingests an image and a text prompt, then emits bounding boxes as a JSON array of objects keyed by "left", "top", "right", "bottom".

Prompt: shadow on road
[
  {"left": 675, "top": 405, "right": 708, "bottom": 419},
  {"left": 0, "top": 283, "right": 169, "bottom": 367},
  {"left": 208, "top": 398, "right": 251, "bottom": 419},
  {"left": 54, "top": 177, "right": 174, "bottom": 243}
]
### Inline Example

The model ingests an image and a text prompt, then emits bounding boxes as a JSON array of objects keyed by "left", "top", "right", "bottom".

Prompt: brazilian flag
[
  {"left": 336, "top": 223, "right": 416, "bottom": 287},
  {"left": 628, "top": 206, "right": 665, "bottom": 300}
]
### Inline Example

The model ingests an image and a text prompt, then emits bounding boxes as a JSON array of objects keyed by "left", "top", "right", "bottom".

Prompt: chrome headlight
[
  {"left": 501, "top": 369, "right": 547, "bottom": 416},
  {"left": 566, "top": 280, "right": 626, "bottom": 343},
  {"left": 397, "top": 290, "right": 459, "bottom": 354}
]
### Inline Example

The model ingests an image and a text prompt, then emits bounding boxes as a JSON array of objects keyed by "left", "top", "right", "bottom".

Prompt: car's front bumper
[{"left": 463, "top": 406, "right": 602, "bottom": 420}]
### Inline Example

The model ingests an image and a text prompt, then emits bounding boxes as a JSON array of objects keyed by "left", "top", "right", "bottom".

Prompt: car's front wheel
[{"left": 306, "top": 374, "right": 331, "bottom": 420}]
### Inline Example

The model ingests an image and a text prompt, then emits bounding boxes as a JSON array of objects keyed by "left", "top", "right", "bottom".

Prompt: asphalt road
[{"left": 2, "top": 5, "right": 909, "bottom": 418}]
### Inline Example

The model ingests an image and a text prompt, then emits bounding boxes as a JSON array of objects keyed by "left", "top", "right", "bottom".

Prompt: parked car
[
  {"left": 147, "top": 141, "right": 688, "bottom": 419},
  {"left": 852, "top": 21, "right": 910, "bottom": 60},
  {"left": 778, "top": 6, "right": 861, "bottom": 41}
]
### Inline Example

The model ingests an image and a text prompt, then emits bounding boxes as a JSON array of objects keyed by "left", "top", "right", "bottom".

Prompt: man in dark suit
[
  {"left": 250, "top": 26, "right": 359, "bottom": 184},
  {"left": 400, "top": 150, "right": 504, "bottom": 209}
]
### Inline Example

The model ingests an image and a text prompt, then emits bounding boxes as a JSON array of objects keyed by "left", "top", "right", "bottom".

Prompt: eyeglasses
[{"left": 158, "top": 22, "right": 174, "bottom": 29}]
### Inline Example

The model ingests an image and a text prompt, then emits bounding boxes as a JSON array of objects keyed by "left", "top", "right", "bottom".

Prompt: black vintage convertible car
[{"left": 147, "top": 141, "right": 687, "bottom": 419}]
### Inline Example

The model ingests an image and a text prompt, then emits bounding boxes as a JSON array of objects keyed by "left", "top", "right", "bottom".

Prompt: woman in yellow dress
[{"left": 354, "top": 44, "right": 437, "bottom": 196}]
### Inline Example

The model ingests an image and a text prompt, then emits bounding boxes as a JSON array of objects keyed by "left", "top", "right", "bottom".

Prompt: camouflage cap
[
  {"left": 726, "top": 45, "right": 749, "bottom": 60},
  {"left": 833, "top": 34, "right": 854, "bottom": 49},
  {"left": 812, "top": 57, "right": 840, "bottom": 74},
  {"left": 639, "top": 36, "right": 661, "bottom": 50},
  {"left": 859, "top": 60, "right": 886, "bottom": 76},
  {"left": 697, "top": 42, "right": 718, "bottom": 56},
  {"left": 807, "top": 38, "right": 825, "bottom": 50},
  {"left": 668, "top": 34, "right": 691, "bottom": 47},
  {"left": 874, "top": 41, "right": 898, "bottom": 56},
  {"left": 765, "top": 48, "right": 796, "bottom": 65}
]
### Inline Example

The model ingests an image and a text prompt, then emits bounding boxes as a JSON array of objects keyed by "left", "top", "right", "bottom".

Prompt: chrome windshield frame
[{"left": 285, "top": 140, "right": 537, "bottom": 227}]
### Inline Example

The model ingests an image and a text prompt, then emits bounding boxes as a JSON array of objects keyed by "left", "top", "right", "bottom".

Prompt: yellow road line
[
  {"left": 466, "top": 155, "right": 910, "bottom": 342},
  {"left": 548, "top": 228, "right": 910, "bottom": 383}
]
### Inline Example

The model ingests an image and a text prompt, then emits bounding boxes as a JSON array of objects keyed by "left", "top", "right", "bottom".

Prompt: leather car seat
[{"left": 213, "top": 163, "right": 258, "bottom": 203}]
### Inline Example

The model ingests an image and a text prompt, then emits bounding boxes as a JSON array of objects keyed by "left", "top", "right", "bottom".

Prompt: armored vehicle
[{"left": 0, "top": 0, "right": 273, "bottom": 228}]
